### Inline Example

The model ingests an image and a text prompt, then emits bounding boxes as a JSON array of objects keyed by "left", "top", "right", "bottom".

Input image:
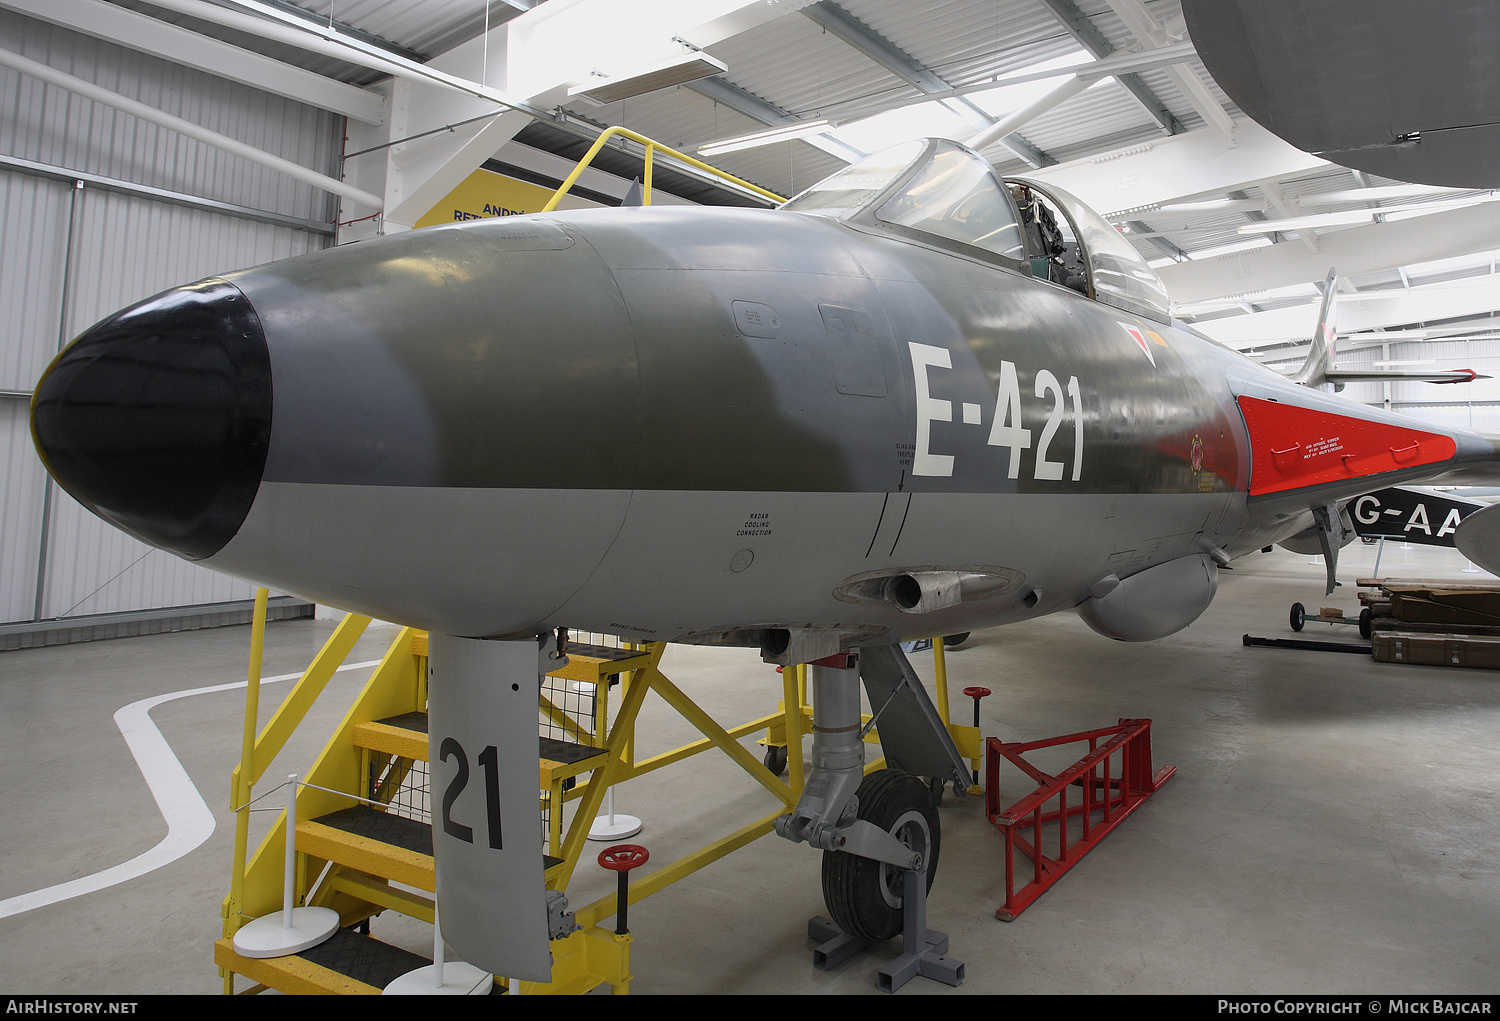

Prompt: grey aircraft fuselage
[{"left": 29, "top": 142, "right": 1495, "bottom": 654}]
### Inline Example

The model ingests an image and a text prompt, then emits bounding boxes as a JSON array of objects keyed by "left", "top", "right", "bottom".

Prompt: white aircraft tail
[
  {"left": 1290, "top": 267, "right": 1488, "bottom": 389},
  {"left": 1293, "top": 268, "right": 1339, "bottom": 389}
]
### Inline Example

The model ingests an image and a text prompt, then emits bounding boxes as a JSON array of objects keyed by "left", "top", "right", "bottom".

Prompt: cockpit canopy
[{"left": 781, "top": 138, "right": 1171, "bottom": 324}]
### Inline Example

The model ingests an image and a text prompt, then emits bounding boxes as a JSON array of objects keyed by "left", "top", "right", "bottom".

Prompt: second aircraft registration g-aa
[{"left": 29, "top": 136, "right": 1500, "bottom": 979}]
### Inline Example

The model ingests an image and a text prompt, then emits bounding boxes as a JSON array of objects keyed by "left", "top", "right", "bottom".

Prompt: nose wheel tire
[{"left": 821, "top": 769, "right": 940, "bottom": 942}]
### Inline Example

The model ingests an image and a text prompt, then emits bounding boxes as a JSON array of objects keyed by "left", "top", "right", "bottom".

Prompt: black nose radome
[{"left": 30, "top": 278, "right": 271, "bottom": 561}]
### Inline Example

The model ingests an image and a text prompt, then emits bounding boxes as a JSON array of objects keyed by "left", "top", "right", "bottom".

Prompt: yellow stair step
[
  {"left": 324, "top": 869, "right": 434, "bottom": 924},
  {"left": 299, "top": 807, "right": 566, "bottom": 895},
  {"left": 299, "top": 807, "right": 435, "bottom": 892},
  {"left": 352, "top": 710, "right": 609, "bottom": 787},
  {"left": 547, "top": 642, "right": 652, "bottom": 683},
  {"left": 539, "top": 735, "right": 610, "bottom": 787},
  {"left": 352, "top": 712, "right": 430, "bottom": 761},
  {"left": 216, "top": 927, "right": 436, "bottom": 995},
  {"left": 410, "top": 632, "right": 650, "bottom": 683}
]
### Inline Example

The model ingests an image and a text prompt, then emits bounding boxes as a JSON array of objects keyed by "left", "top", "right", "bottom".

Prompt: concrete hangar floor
[{"left": 2, "top": 542, "right": 1498, "bottom": 996}]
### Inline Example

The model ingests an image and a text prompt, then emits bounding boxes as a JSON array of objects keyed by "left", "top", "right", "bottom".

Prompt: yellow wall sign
[{"left": 416, "top": 167, "right": 601, "bottom": 229}]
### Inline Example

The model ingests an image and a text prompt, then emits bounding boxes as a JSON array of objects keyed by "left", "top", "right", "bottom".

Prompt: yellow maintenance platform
[{"left": 213, "top": 592, "right": 980, "bottom": 995}]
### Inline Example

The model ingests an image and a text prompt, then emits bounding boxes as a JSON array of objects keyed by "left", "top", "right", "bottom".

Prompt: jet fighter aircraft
[{"left": 28, "top": 137, "right": 1500, "bottom": 979}]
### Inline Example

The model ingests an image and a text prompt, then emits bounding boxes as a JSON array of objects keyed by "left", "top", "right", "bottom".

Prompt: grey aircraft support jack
[
  {"left": 809, "top": 864, "right": 964, "bottom": 992},
  {"left": 774, "top": 645, "right": 968, "bottom": 991}
]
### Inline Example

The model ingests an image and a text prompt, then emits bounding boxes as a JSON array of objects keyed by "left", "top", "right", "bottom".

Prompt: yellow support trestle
[{"left": 221, "top": 608, "right": 985, "bottom": 994}]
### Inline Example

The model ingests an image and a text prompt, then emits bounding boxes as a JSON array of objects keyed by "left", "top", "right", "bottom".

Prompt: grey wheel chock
[
  {"left": 807, "top": 867, "right": 964, "bottom": 992},
  {"left": 877, "top": 867, "right": 963, "bottom": 992}
]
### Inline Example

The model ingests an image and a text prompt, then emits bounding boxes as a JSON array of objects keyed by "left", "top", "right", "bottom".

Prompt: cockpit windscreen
[
  {"left": 779, "top": 140, "right": 925, "bottom": 218},
  {"left": 876, "top": 145, "right": 1025, "bottom": 261}
]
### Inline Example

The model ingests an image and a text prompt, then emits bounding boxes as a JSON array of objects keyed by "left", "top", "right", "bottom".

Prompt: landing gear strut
[{"left": 774, "top": 647, "right": 966, "bottom": 990}]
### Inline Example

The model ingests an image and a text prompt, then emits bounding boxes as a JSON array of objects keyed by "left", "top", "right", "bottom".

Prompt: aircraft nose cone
[{"left": 30, "top": 278, "right": 272, "bottom": 560}]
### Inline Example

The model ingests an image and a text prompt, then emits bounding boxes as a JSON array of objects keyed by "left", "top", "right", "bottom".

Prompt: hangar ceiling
[{"left": 4, "top": 0, "right": 1499, "bottom": 362}]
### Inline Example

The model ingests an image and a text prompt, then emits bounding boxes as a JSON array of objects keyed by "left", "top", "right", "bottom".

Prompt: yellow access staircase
[{"left": 215, "top": 612, "right": 659, "bottom": 994}]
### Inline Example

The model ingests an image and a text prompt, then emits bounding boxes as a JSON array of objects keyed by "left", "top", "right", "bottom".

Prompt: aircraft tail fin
[
  {"left": 1290, "top": 267, "right": 1489, "bottom": 388},
  {"left": 1293, "top": 268, "right": 1339, "bottom": 389}
]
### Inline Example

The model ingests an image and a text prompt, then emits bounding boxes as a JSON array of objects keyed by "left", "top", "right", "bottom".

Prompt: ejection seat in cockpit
[
  {"left": 1007, "top": 182, "right": 1088, "bottom": 296},
  {"left": 1005, "top": 173, "right": 1172, "bottom": 325}
]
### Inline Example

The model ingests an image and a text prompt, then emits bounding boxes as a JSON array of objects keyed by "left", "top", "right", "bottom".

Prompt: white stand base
[
  {"left": 383, "top": 962, "right": 493, "bottom": 995},
  {"left": 588, "top": 813, "right": 642, "bottom": 840},
  {"left": 232, "top": 907, "right": 340, "bottom": 958}
]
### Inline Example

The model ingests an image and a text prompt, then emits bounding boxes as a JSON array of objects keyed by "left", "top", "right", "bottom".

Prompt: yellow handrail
[
  {"left": 540, "top": 125, "right": 785, "bottom": 211},
  {"left": 225, "top": 587, "right": 269, "bottom": 980},
  {"left": 223, "top": 602, "right": 371, "bottom": 942}
]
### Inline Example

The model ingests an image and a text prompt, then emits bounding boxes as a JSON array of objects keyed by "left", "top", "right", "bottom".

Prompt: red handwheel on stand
[
  {"left": 962, "top": 687, "right": 991, "bottom": 788},
  {"left": 598, "top": 844, "right": 650, "bottom": 936}
]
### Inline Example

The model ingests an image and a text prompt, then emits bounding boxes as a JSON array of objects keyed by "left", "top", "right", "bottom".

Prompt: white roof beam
[
  {"left": 1190, "top": 279, "right": 1500, "bottom": 347},
  {"left": 1101, "top": 0, "right": 1235, "bottom": 145},
  {"left": 0, "top": 44, "right": 382, "bottom": 208},
  {"left": 809, "top": 41, "right": 1196, "bottom": 124},
  {"left": 0, "top": 0, "right": 385, "bottom": 124},
  {"left": 1159, "top": 201, "right": 1500, "bottom": 304},
  {"left": 966, "top": 76, "right": 1092, "bottom": 154},
  {"left": 136, "top": 0, "right": 463, "bottom": 91},
  {"left": 801, "top": 1, "right": 1055, "bottom": 168},
  {"left": 1036, "top": 0, "right": 1183, "bottom": 134},
  {"left": 1340, "top": 324, "right": 1500, "bottom": 347},
  {"left": 1259, "top": 179, "right": 1320, "bottom": 253}
]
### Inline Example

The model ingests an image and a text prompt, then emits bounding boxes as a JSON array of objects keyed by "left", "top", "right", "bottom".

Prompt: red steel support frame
[{"left": 985, "top": 718, "right": 1174, "bottom": 921}]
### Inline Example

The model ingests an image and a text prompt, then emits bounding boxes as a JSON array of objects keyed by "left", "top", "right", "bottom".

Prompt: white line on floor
[{"left": 0, "top": 659, "right": 384, "bottom": 920}]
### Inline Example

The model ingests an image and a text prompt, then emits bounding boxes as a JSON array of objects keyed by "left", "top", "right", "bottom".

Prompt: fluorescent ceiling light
[
  {"left": 1373, "top": 360, "right": 1437, "bottom": 366},
  {"left": 1238, "top": 194, "right": 1499, "bottom": 234},
  {"left": 1110, "top": 197, "right": 1270, "bottom": 220},
  {"left": 1298, "top": 184, "right": 1464, "bottom": 205},
  {"left": 698, "top": 119, "right": 833, "bottom": 157},
  {"left": 1398, "top": 248, "right": 1500, "bottom": 277},
  {"left": 1183, "top": 237, "right": 1274, "bottom": 261},
  {"left": 1344, "top": 338, "right": 1500, "bottom": 350},
  {"left": 569, "top": 51, "right": 727, "bottom": 105}
]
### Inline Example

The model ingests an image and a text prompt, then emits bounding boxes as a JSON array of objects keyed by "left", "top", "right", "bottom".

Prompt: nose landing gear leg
[{"left": 775, "top": 651, "right": 963, "bottom": 991}]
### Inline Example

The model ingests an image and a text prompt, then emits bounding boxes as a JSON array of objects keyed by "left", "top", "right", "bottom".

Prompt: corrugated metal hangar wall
[{"left": 0, "top": 11, "right": 341, "bottom": 638}]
